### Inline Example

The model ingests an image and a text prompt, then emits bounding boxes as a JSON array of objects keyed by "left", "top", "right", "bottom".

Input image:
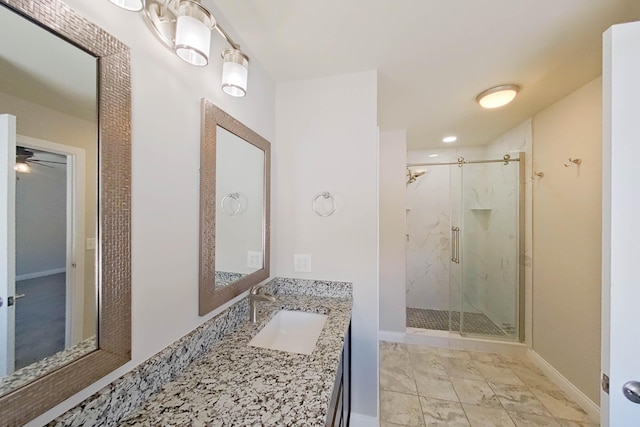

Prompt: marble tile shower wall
[
  {"left": 460, "top": 163, "right": 490, "bottom": 315},
  {"left": 484, "top": 158, "right": 521, "bottom": 329},
  {"left": 486, "top": 120, "right": 533, "bottom": 331},
  {"left": 406, "top": 164, "right": 453, "bottom": 311},
  {"left": 406, "top": 147, "right": 485, "bottom": 312},
  {"left": 405, "top": 122, "right": 532, "bottom": 333}
]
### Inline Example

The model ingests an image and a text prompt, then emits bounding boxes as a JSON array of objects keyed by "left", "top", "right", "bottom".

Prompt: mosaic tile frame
[
  {"left": 199, "top": 99, "right": 271, "bottom": 315},
  {"left": 0, "top": 0, "right": 131, "bottom": 425}
]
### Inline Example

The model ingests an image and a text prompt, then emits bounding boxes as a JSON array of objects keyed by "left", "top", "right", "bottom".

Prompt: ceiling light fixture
[
  {"left": 442, "top": 136, "right": 457, "bottom": 143},
  {"left": 476, "top": 84, "right": 520, "bottom": 109},
  {"left": 108, "top": 0, "right": 250, "bottom": 97},
  {"left": 15, "top": 162, "right": 31, "bottom": 173},
  {"left": 428, "top": 154, "right": 439, "bottom": 158}
]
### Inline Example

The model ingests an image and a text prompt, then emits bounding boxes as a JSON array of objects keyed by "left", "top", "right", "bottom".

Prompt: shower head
[{"left": 406, "top": 168, "right": 426, "bottom": 185}]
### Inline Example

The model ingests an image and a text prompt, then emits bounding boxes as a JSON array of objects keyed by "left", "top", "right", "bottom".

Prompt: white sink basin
[{"left": 249, "top": 310, "right": 328, "bottom": 355}]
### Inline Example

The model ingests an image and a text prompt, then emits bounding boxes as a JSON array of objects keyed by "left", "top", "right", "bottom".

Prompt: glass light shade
[
  {"left": 477, "top": 85, "right": 520, "bottom": 109},
  {"left": 15, "top": 162, "right": 31, "bottom": 173},
  {"left": 175, "top": 15, "right": 211, "bottom": 66},
  {"left": 107, "top": 0, "right": 144, "bottom": 12},
  {"left": 221, "top": 49, "right": 249, "bottom": 97}
]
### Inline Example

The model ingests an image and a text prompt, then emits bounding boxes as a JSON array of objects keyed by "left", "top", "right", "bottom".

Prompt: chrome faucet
[{"left": 249, "top": 284, "right": 276, "bottom": 323}]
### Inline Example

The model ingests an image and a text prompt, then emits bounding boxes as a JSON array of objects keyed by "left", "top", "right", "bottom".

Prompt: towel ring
[
  {"left": 221, "top": 193, "right": 241, "bottom": 216},
  {"left": 313, "top": 192, "right": 336, "bottom": 217}
]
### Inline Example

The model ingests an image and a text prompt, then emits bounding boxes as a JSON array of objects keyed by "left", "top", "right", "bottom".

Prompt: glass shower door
[
  {"left": 458, "top": 158, "right": 520, "bottom": 340},
  {"left": 448, "top": 162, "right": 463, "bottom": 333}
]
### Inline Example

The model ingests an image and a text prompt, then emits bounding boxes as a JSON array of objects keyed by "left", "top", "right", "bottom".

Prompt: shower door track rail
[{"left": 407, "top": 154, "right": 520, "bottom": 168}]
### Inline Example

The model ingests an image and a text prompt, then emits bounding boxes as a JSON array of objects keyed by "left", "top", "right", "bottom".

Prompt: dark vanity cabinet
[{"left": 327, "top": 322, "right": 351, "bottom": 427}]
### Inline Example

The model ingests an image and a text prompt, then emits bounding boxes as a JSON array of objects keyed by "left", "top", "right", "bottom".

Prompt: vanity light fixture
[
  {"left": 221, "top": 48, "right": 250, "bottom": 97},
  {"left": 107, "top": 0, "right": 143, "bottom": 11},
  {"left": 107, "top": 0, "right": 250, "bottom": 96},
  {"left": 174, "top": 1, "right": 215, "bottom": 66},
  {"left": 476, "top": 84, "right": 520, "bottom": 109},
  {"left": 442, "top": 136, "right": 457, "bottom": 143}
]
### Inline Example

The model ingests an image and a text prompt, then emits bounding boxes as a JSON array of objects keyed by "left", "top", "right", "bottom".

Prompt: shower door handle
[
  {"left": 455, "top": 227, "right": 460, "bottom": 264},
  {"left": 451, "top": 227, "right": 460, "bottom": 264},
  {"left": 451, "top": 227, "right": 455, "bottom": 262}
]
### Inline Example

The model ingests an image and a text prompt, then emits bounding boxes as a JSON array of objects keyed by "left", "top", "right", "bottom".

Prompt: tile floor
[{"left": 379, "top": 341, "right": 599, "bottom": 427}]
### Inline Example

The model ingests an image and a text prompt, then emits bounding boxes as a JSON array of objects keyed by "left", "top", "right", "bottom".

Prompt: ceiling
[
  {"left": 0, "top": 4, "right": 97, "bottom": 122},
  {"left": 211, "top": 0, "right": 640, "bottom": 149}
]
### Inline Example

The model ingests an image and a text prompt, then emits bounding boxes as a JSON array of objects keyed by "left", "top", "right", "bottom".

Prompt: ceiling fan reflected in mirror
[{"left": 15, "top": 146, "right": 66, "bottom": 173}]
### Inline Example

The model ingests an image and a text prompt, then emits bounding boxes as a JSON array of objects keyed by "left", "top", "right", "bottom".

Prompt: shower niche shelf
[{"left": 469, "top": 207, "right": 492, "bottom": 229}]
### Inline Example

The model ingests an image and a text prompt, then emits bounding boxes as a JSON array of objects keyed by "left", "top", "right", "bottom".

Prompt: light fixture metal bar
[{"left": 214, "top": 24, "right": 240, "bottom": 50}]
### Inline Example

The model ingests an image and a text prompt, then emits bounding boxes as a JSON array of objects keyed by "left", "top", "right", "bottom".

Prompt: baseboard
[
  {"left": 527, "top": 349, "right": 600, "bottom": 422},
  {"left": 16, "top": 267, "right": 66, "bottom": 281},
  {"left": 379, "top": 330, "right": 406, "bottom": 343},
  {"left": 349, "top": 413, "right": 379, "bottom": 427},
  {"left": 381, "top": 329, "right": 528, "bottom": 355}
]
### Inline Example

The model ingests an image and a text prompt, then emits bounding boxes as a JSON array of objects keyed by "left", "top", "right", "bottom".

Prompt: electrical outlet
[
  {"left": 247, "top": 251, "right": 263, "bottom": 269},
  {"left": 294, "top": 254, "right": 312, "bottom": 273},
  {"left": 86, "top": 238, "right": 97, "bottom": 250}
]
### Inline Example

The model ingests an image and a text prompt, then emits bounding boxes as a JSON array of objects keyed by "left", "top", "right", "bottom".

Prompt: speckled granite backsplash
[
  {"left": 48, "top": 277, "right": 352, "bottom": 427},
  {"left": 268, "top": 277, "right": 352, "bottom": 299}
]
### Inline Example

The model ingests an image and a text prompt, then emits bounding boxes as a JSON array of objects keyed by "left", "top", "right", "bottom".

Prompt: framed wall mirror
[
  {"left": 200, "top": 99, "right": 270, "bottom": 315},
  {"left": 0, "top": 0, "right": 131, "bottom": 425}
]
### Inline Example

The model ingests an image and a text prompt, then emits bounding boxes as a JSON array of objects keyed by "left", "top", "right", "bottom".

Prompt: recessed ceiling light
[
  {"left": 442, "top": 136, "right": 457, "bottom": 143},
  {"left": 476, "top": 84, "right": 520, "bottom": 109},
  {"left": 428, "top": 154, "right": 439, "bottom": 158}
]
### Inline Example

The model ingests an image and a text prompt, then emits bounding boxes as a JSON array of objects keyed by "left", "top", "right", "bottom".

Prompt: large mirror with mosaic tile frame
[
  {"left": 199, "top": 99, "right": 270, "bottom": 315},
  {"left": 0, "top": 0, "right": 131, "bottom": 425}
]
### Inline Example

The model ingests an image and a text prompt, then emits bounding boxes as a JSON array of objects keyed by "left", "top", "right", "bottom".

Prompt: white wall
[
  {"left": 274, "top": 71, "right": 379, "bottom": 419},
  {"left": 15, "top": 161, "right": 67, "bottom": 277},
  {"left": 27, "top": 1, "right": 276, "bottom": 424},
  {"left": 379, "top": 130, "right": 406, "bottom": 333},
  {"left": 532, "top": 77, "right": 602, "bottom": 405}
]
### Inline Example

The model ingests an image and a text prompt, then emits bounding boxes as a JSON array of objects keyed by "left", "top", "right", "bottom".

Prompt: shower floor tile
[{"left": 406, "top": 308, "right": 507, "bottom": 336}]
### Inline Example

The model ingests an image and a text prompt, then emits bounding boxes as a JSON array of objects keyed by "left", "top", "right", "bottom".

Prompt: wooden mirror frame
[
  {"left": 0, "top": 0, "right": 131, "bottom": 425},
  {"left": 199, "top": 99, "right": 270, "bottom": 315}
]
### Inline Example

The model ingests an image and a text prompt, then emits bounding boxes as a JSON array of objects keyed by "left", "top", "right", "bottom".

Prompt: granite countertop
[{"left": 120, "top": 293, "right": 352, "bottom": 427}]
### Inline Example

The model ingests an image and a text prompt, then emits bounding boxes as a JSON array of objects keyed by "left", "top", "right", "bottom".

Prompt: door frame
[
  {"left": 16, "top": 135, "right": 86, "bottom": 348},
  {"left": 601, "top": 20, "right": 640, "bottom": 427},
  {"left": 0, "top": 114, "right": 16, "bottom": 376}
]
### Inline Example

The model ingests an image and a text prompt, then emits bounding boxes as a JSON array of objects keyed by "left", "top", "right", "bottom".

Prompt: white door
[
  {"left": 0, "top": 114, "right": 16, "bottom": 377},
  {"left": 602, "top": 21, "right": 640, "bottom": 426},
  {"left": 16, "top": 135, "right": 86, "bottom": 348}
]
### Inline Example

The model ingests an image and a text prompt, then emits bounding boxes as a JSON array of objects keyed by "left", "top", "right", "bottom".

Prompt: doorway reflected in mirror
[{"left": 0, "top": 1, "right": 98, "bottom": 396}]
